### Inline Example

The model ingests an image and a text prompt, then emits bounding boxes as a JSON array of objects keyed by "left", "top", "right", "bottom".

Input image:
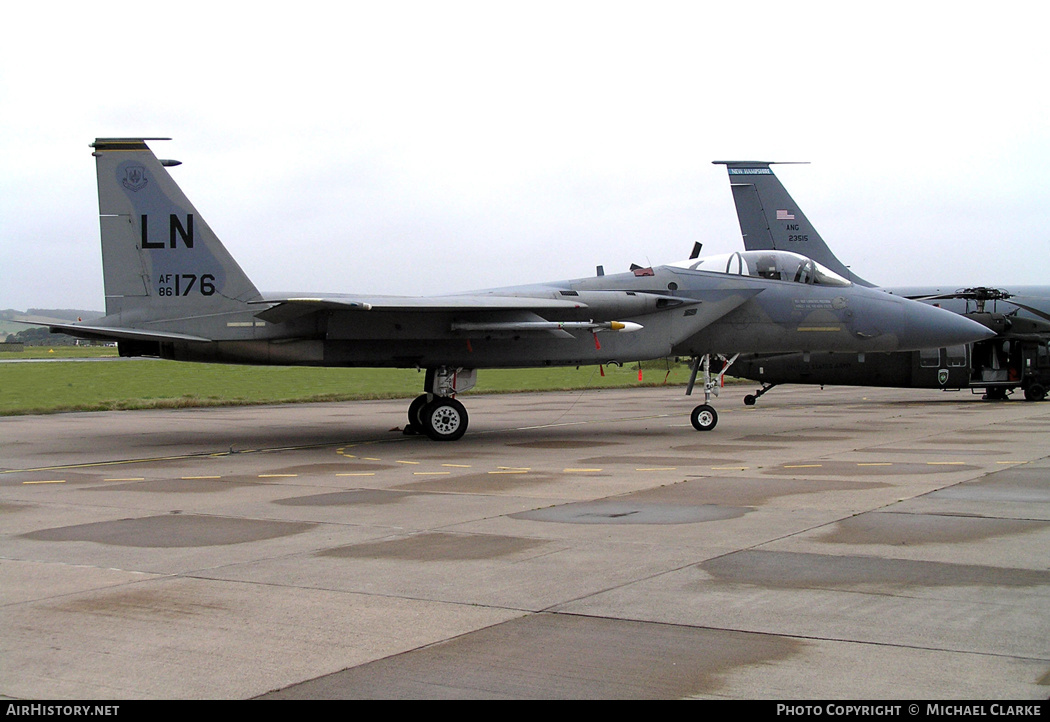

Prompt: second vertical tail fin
[{"left": 714, "top": 161, "right": 874, "bottom": 287}]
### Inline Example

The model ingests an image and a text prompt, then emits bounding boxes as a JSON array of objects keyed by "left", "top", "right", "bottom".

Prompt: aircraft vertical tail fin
[
  {"left": 91, "top": 138, "right": 262, "bottom": 324},
  {"left": 713, "top": 161, "right": 874, "bottom": 287}
]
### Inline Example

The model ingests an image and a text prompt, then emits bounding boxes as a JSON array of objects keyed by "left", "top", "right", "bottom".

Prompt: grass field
[
  {"left": 1, "top": 346, "right": 117, "bottom": 360},
  {"left": 0, "top": 348, "right": 696, "bottom": 415}
]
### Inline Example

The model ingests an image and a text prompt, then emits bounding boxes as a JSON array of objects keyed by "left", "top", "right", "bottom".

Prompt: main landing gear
[
  {"left": 685, "top": 353, "right": 739, "bottom": 431},
  {"left": 404, "top": 367, "right": 477, "bottom": 441},
  {"left": 1024, "top": 383, "right": 1047, "bottom": 402}
]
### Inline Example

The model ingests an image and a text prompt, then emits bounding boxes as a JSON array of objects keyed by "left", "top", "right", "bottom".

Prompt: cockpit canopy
[{"left": 672, "top": 250, "right": 852, "bottom": 287}]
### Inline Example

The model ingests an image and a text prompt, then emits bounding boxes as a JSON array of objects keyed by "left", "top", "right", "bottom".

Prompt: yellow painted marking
[
  {"left": 396, "top": 460, "right": 420, "bottom": 465},
  {"left": 23, "top": 480, "right": 66, "bottom": 485},
  {"left": 784, "top": 464, "right": 822, "bottom": 468},
  {"left": 336, "top": 472, "right": 375, "bottom": 476},
  {"left": 2, "top": 454, "right": 208, "bottom": 474},
  {"left": 362, "top": 457, "right": 381, "bottom": 461},
  {"left": 442, "top": 464, "right": 471, "bottom": 468},
  {"left": 259, "top": 473, "right": 298, "bottom": 478}
]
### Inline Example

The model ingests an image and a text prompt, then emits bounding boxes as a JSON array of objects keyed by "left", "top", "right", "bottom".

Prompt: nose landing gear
[
  {"left": 686, "top": 354, "right": 738, "bottom": 431},
  {"left": 690, "top": 403, "right": 718, "bottom": 431}
]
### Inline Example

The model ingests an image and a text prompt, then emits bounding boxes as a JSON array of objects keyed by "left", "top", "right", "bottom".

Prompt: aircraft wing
[{"left": 250, "top": 293, "right": 590, "bottom": 324}]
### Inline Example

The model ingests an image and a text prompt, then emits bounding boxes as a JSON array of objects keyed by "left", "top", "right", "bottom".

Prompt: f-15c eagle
[{"left": 39, "top": 139, "right": 993, "bottom": 440}]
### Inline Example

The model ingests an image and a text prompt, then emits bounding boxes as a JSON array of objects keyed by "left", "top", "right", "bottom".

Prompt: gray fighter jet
[
  {"left": 717, "top": 160, "right": 1050, "bottom": 402},
  {"left": 40, "top": 139, "right": 992, "bottom": 440}
]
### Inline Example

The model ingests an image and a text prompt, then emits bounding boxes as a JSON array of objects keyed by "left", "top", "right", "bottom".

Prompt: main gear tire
[{"left": 421, "top": 397, "right": 469, "bottom": 441}]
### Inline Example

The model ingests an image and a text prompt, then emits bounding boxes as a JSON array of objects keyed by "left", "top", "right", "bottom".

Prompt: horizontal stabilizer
[{"left": 39, "top": 321, "right": 211, "bottom": 344}]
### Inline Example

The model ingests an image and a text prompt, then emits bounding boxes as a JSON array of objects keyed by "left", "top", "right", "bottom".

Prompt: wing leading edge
[{"left": 250, "top": 293, "right": 592, "bottom": 324}]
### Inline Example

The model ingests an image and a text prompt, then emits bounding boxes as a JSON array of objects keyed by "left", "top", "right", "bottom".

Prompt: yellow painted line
[
  {"left": 259, "top": 473, "right": 298, "bottom": 478},
  {"left": 857, "top": 463, "right": 892, "bottom": 466},
  {"left": 362, "top": 457, "right": 381, "bottom": 461},
  {"left": 336, "top": 472, "right": 375, "bottom": 476},
  {"left": 413, "top": 472, "right": 451, "bottom": 476},
  {"left": 784, "top": 464, "right": 822, "bottom": 468},
  {"left": 182, "top": 475, "right": 221, "bottom": 480},
  {"left": 22, "top": 480, "right": 66, "bottom": 485},
  {"left": 442, "top": 464, "right": 472, "bottom": 468},
  {"left": 396, "top": 460, "right": 420, "bottom": 465},
  {"left": 2, "top": 454, "right": 205, "bottom": 474}
]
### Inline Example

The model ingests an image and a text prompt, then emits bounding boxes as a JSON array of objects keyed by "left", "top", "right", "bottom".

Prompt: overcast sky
[{"left": 2, "top": 2, "right": 1048, "bottom": 312}]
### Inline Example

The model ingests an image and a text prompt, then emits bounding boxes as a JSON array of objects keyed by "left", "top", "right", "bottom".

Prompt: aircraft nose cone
[{"left": 900, "top": 301, "right": 997, "bottom": 350}]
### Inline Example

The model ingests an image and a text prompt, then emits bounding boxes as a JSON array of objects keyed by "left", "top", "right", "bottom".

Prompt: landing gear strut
[
  {"left": 685, "top": 353, "right": 739, "bottom": 431},
  {"left": 404, "top": 367, "right": 476, "bottom": 441}
]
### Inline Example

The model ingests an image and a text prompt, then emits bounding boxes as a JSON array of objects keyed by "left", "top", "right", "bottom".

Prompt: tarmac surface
[{"left": 2, "top": 384, "right": 1048, "bottom": 699}]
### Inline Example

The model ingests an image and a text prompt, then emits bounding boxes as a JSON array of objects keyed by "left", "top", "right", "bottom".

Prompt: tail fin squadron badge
[{"left": 122, "top": 166, "right": 148, "bottom": 191}]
